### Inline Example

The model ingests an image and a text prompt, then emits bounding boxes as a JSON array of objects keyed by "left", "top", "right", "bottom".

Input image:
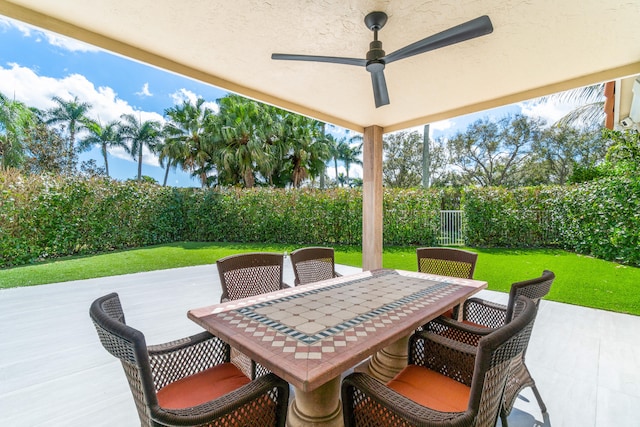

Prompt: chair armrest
[
  {"left": 341, "top": 372, "right": 473, "bottom": 427},
  {"left": 426, "top": 315, "right": 496, "bottom": 347},
  {"left": 148, "top": 331, "right": 231, "bottom": 389},
  {"left": 409, "top": 330, "right": 477, "bottom": 387},
  {"left": 461, "top": 297, "right": 507, "bottom": 328},
  {"left": 151, "top": 372, "right": 289, "bottom": 426}
]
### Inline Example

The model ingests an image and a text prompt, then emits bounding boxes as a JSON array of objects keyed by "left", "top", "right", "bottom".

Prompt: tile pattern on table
[{"left": 213, "top": 270, "right": 462, "bottom": 361}]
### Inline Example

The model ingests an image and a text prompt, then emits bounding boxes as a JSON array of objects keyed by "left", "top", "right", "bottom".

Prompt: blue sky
[{"left": 0, "top": 15, "right": 577, "bottom": 187}]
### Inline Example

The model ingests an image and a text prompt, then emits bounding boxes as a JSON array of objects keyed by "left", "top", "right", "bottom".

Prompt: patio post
[{"left": 362, "top": 125, "right": 383, "bottom": 271}]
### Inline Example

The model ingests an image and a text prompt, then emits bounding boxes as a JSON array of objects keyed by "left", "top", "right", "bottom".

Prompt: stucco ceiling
[{"left": 1, "top": 0, "right": 639, "bottom": 133}]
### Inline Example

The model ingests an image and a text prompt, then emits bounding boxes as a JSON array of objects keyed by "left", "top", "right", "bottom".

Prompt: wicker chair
[
  {"left": 217, "top": 252, "right": 289, "bottom": 303},
  {"left": 289, "top": 246, "right": 342, "bottom": 286},
  {"left": 342, "top": 296, "right": 538, "bottom": 427},
  {"left": 216, "top": 252, "right": 290, "bottom": 376},
  {"left": 416, "top": 247, "right": 478, "bottom": 279},
  {"left": 427, "top": 270, "right": 555, "bottom": 426},
  {"left": 89, "top": 292, "right": 289, "bottom": 427}
]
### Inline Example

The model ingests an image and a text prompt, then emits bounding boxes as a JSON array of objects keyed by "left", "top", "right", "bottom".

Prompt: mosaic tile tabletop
[{"left": 189, "top": 269, "right": 486, "bottom": 391}]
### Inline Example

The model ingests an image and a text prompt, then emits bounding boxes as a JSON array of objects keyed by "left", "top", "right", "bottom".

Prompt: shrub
[{"left": 2, "top": 170, "right": 639, "bottom": 268}]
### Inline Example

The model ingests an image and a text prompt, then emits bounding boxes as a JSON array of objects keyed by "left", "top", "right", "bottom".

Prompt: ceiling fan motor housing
[{"left": 367, "top": 40, "right": 385, "bottom": 60}]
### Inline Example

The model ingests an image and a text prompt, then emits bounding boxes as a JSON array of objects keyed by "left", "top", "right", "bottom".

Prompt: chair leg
[
  {"left": 500, "top": 411, "right": 509, "bottom": 427},
  {"left": 531, "top": 384, "right": 547, "bottom": 413}
]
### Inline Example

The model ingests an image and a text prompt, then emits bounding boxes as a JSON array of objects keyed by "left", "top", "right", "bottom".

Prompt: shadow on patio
[{"left": 1, "top": 262, "right": 639, "bottom": 426}]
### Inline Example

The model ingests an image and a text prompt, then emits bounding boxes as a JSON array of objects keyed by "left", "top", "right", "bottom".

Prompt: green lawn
[{"left": 1, "top": 242, "right": 639, "bottom": 316}]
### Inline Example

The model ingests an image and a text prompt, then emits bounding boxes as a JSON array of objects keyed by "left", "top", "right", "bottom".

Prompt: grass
[{"left": 1, "top": 242, "right": 639, "bottom": 315}]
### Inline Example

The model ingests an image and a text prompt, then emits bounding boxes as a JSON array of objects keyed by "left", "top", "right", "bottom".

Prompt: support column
[{"left": 362, "top": 125, "right": 384, "bottom": 271}]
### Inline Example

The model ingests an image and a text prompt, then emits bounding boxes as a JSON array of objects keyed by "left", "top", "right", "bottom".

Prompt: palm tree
[
  {"left": 156, "top": 137, "right": 186, "bottom": 187},
  {"left": 215, "top": 95, "right": 274, "bottom": 188},
  {"left": 338, "top": 135, "right": 363, "bottom": 187},
  {"left": 78, "top": 119, "right": 127, "bottom": 177},
  {"left": 327, "top": 134, "right": 363, "bottom": 186},
  {"left": 276, "top": 112, "right": 331, "bottom": 188},
  {"left": 0, "top": 92, "right": 34, "bottom": 170},
  {"left": 541, "top": 84, "right": 606, "bottom": 127},
  {"left": 45, "top": 95, "right": 92, "bottom": 174},
  {"left": 164, "top": 98, "right": 215, "bottom": 188},
  {"left": 119, "top": 113, "right": 162, "bottom": 181}
]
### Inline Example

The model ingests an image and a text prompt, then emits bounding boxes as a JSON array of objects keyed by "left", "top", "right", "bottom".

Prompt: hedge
[
  {"left": 0, "top": 173, "right": 440, "bottom": 267},
  {"left": 2, "top": 171, "right": 638, "bottom": 268},
  {"left": 1, "top": 172, "right": 182, "bottom": 267},
  {"left": 462, "top": 177, "right": 640, "bottom": 266}
]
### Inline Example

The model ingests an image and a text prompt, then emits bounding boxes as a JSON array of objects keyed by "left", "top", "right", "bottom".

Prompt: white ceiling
[{"left": 1, "top": 0, "right": 639, "bottom": 132}]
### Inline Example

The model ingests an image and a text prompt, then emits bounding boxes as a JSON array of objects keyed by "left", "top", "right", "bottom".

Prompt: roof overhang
[{"left": 1, "top": 0, "right": 640, "bottom": 133}]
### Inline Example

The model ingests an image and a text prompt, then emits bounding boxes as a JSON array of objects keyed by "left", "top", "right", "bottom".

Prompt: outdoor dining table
[{"left": 188, "top": 268, "right": 487, "bottom": 427}]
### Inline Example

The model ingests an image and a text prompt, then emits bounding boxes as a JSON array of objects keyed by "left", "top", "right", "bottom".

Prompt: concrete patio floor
[{"left": 1, "top": 262, "right": 639, "bottom": 426}]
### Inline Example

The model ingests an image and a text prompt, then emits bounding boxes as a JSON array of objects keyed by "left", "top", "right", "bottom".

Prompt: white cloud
[
  {"left": 170, "top": 88, "right": 220, "bottom": 113},
  {"left": 135, "top": 82, "right": 153, "bottom": 97},
  {"left": 518, "top": 99, "right": 581, "bottom": 127},
  {"left": 0, "top": 62, "right": 164, "bottom": 166},
  {"left": 430, "top": 119, "right": 454, "bottom": 132},
  {"left": 0, "top": 16, "right": 31, "bottom": 37},
  {"left": 43, "top": 32, "right": 99, "bottom": 53},
  {"left": 0, "top": 16, "right": 100, "bottom": 52}
]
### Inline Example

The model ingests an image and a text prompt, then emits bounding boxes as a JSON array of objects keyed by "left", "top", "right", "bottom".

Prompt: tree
[
  {"left": 603, "top": 128, "right": 640, "bottom": 176},
  {"left": 45, "top": 95, "right": 92, "bottom": 174},
  {"left": 424, "top": 136, "right": 450, "bottom": 188},
  {"left": 383, "top": 131, "right": 423, "bottom": 187},
  {"left": 23, "top": 121, "right": 67, "bottom": 174},
  {"left": 157, "top": 137, "right": 185, "bottom": 187},
  {"left": 214, "top": 95, "right": 278, "bottom": 188},
  {"left": 325, "top": 134, "right": 341, "bottom": 185},
  {"left": 382, "top": 131, "right": 452, "bottom": 188},
  {"left": 342, "top": 139, "right": 362, "bottom": 187},
  {"left": 0, "top": 92, "right": 34, "bottom": 170},
  {"left": 276, "top": 112, "right": 330, "bottom": 188},
  {"left": 78, "top": 119, "right": 127, "bottom": 177},
  {"left": 534, "top": 124, "right": 606, "bottom": 184},
  {"left": 164, "top": 98, "right": 215, "bottom": 188},
  {"left": 119, "top": 113, "right": 162, "bottom": 181},
  {"left": 541, "top": 83, "right": 606, "bottom": 128},
  {"left": 447, "top": 114, "right": 543, "bottom": 187}
]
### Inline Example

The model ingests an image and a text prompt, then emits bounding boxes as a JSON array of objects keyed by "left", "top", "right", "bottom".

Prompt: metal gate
[{"left": 439, "top": 210, "right": 465, "bottom": 246}]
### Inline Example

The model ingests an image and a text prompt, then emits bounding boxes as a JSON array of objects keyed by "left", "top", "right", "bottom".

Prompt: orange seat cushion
[
  {"left": 156, "top": 362, "right": 250, "bottom": 409},
  {"left": 441, "top": 308, "right": 455, "bottom": 318},
  {"left": 387, "top": 365, "right": 470, "bottom": 412}
]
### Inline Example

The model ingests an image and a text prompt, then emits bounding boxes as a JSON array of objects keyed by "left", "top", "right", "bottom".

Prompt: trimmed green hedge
[
  {"left": 1, "top": 172, "right": 182, "bottom": 267},
  {"left": 463, "top": 177, "right": 640, "bottom": 266},
  {"left": 0, "top": 173, "right": 440, "bottom": 267},
  {"left": 181, "top": 187, "right": 440, "bottom": 246},
  {"left": 2, "top": 171, "right": 638, "bottom": 268}
]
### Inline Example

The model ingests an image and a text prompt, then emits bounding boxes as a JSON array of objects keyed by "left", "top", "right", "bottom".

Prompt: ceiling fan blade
[
  {"left": 370, "top": 69, "right": 390, "bottom": 108},
  {"left": 384, "top": 15, "right": 493, "bottom": 64},
  {"left": 272, "top": 53, "right": 366, "bottom": 67}
]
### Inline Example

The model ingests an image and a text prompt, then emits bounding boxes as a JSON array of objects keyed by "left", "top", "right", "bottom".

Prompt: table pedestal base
[
  {"left": 287, "top": 376, "right": 343, "bottom": 427},
  {"left": 367, "top": 336, "right": 409, "bottom": 383}
]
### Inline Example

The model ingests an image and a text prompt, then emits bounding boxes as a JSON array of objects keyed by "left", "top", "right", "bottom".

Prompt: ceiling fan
[{"left": 272, "top": 12, "right": 493, "bottom": 108}]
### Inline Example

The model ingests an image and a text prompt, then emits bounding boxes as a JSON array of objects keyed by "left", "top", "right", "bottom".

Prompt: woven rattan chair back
[
  {"left": 500, "top": 270, "right": 555, "bottom": 425},
  {"left": 505, "top": 269, "right": 555, "bottom": 323},
  {"left": 290, "top": 246, "right": 340, "bottom": 286},
  {"left": 217, "top": 252, "right": 286, "bottom": 302},
  {"left": 472, "top": 297, "right": 537, "bottom": 427},
  {"left": 90, "top": 293, "right": 163, "bottom": 425},
  {"left": 416, "top": 247, "right": 478, "bottom": 279}
]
